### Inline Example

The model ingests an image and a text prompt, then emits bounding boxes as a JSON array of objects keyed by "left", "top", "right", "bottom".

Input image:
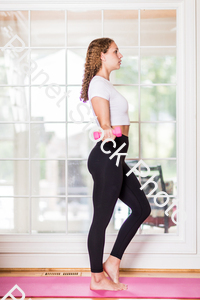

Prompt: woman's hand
[{"left": 99, "top": 128, "right": 116, "bottom": 143}]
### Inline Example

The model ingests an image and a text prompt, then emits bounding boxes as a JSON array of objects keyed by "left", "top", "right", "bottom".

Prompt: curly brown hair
[{"left": 79, "top": 37, "right": 114, "bottom": 103}]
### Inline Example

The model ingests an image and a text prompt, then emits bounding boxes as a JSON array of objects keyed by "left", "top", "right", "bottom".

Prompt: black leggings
[{"left": 87, "top": 134, "right": 151, "bottom": 273}]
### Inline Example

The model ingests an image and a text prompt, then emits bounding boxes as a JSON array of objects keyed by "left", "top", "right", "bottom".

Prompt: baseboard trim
[{"left": 0, "top": 268, "right": 200, "bottom": 273}]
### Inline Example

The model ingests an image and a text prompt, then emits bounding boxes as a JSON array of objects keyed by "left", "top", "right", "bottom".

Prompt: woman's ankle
[
  {"left": 107, "top": 255, "right": 121, "bottom": 266},
  {"left": 91, "top": 271, "right": 106, "bottom": 282}
]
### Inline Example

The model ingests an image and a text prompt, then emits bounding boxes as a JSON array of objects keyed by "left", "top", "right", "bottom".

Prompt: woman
[{"left": 80, "top": 37, "right": 151, "bottom": 291}]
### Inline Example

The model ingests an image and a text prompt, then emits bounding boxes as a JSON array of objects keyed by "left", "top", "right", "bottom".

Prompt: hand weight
[{"left": 93, "top": 126, "right": 122, "bottom": 140}]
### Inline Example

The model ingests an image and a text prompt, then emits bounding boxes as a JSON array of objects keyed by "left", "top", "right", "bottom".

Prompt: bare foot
[
  {"left": 90, "top": 271, "right": 128, "bottom": 291},
  {"left": 103, "top": 255, "right": 120, "bottom": 283}
]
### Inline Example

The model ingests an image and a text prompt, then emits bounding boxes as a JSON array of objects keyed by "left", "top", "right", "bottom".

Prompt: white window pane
[
  {"left": 0, "top": 48, "right": 31, "bottom": 86},
  {"left": 0, "top": 124, "right": 29, "bottom": 158},
  {"left": 67, "top": 123, "right": 94, "bottom": 159},
  {"left": 0, "top": 87, "right": 29, "bottom": 122},
  {"left": 31, "top": 11, "right": 65, "bottom": 47},
  {"left": 31, "top": 160, "right": 65, "bottom": 196},
  {"left": 31, "top": 123, "right": 66, "bottom": 158},
  {"left": 67, "top": 197, "right": 91, "bottom": 234},
  {"left": 104, "top": 10, "right": 138, "bottom": 47},
  {"left": 31, "top": 197, "right": 66, "bottom": 233},
  {"left": 67, "top": 86, "right": 91, "bottom": 123},
  {"left": 141, "top": 86, "right": 176, "bottom": 121},
  {"left": 141, "top": 47, "right": 176, "bottom": 84},
  {"left": 67, "top": 10, "right": 102, "bottom": 47},
  {"left": 141, "top": 123, "right": 176, "bottom": 158},
  {"left": 0, "top": 197, "right": 29, "bottom": 233},
  {"left": 31, "top": 49, "right": 65, "bottom": 85},
  {"left": 68, "top": 160, "right": 90, "bottom": 196},
  {"left": 31, "top": 86, "right": 65, "bottom": 121},
  {"left": 0, "top": 11, "right": 29, "bottom": 47},
  {"left": 141, "top": 9, "right": 176, "bottom": 46},
  {"left": 67, "top": 49, "right": 87, "bottom": 85},
  {"left": 0, "top": 161, "right": 29, "bottom": 196}
]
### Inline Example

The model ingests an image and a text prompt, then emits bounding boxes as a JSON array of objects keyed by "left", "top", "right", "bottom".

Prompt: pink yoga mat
[{"left": 0, "top": 276, "right": 200, "bottom": 298}]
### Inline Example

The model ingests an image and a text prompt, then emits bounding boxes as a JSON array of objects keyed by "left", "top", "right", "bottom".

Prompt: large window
[{"left": 0, "top": 9, "right": 177, "bottom": 235}]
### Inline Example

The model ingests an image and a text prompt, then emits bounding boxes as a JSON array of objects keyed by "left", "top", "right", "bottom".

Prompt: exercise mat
[{"left": 0, "top": 276, "right": 200, "bottom": 298}]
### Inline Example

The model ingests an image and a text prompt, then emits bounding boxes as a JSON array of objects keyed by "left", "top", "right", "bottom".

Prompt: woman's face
[{"left": 102, "top": 41, "right": 123, "bottom": 71}]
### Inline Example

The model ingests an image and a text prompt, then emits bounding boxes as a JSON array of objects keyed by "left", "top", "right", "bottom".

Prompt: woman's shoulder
[
  {"left": 89, "top": 76, "right": 112, "bottom": 93},
  {"left": 90, "top": 75, "right": 112, "bottom": 86},
  {"left": 88, "top": 76, "right": 112, "bottom": 101}
]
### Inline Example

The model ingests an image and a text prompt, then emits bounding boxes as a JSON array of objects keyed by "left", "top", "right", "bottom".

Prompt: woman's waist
[
  {"left": 96, "top": 134, "right": 129, "bottom": 153},
  {"left": 111, "top": 124, "right": 129, "bottom": 137}
]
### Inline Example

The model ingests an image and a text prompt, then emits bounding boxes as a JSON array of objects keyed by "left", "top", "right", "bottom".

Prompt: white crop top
[{"left": 88, "top": 75, "right": 130, "bottom": 127}]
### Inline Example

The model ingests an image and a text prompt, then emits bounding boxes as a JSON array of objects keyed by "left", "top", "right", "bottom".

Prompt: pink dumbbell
[{"left": 93, "top": 126, "right": 122, "bottom": 140}]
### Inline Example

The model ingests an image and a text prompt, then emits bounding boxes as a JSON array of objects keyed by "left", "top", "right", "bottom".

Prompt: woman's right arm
[{"left": 91, "top": 96, "right": 116, "bottom": 142}]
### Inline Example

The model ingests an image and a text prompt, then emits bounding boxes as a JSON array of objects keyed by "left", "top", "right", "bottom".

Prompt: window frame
[{"left": 0, "top": 0, "right": 197, "bottom": 265}]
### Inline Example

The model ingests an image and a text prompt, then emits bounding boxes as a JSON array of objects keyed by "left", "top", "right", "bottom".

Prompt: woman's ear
[{"left": 100, "top": 52, "right": 106, "bottom": 62}]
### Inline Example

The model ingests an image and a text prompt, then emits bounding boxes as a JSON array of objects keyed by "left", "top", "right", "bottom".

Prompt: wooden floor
[{"left": 1, "top": 268, "right": 200, "bottom": 300}]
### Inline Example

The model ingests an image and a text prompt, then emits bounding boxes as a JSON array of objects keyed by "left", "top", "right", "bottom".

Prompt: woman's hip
[{"left": 87, "top": 135, "right": 129, "bottom": 174}]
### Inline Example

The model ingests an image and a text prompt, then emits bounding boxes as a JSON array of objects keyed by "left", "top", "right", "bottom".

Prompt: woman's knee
[
  {"left": 91, "top": 213, "right": 112, "bottom": 232},
  {"left": 143, "top": 201, "right": 152, "bottom": 220},
  {"left": 134, "top": 199, "right": 151, "bottom": 221}
]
